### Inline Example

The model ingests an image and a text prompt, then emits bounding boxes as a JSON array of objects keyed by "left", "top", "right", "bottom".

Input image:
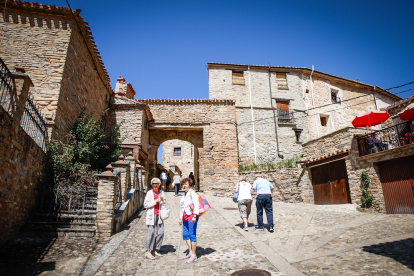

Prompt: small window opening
[
  {"left": 173, "top": 147, "right": 181, "bottom": 156},
  {"left": 276, "top": 73, "right": 288, "bottom": 89},
  {"left": 306, "top": 89, "right": 309, "bottom": 93},
  {"left": 232, "top": 71, "right": 244, "bottom": 85},
  {"left": 331, "top": 90, "right": 339, "bottom": 103},
  {"left": 320, "top": 116, "right": 328, "bottom": 126}
]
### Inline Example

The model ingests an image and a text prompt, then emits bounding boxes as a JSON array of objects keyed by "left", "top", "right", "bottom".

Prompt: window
[
  {"left": 232, "top": 71, "right": 244, "bottom": 85},
  {"left": 173, "top": 147, "right": 181, "bottom": 156},
  {"left": 306, "top": 89, "right": 309, "bottom": 93},
  {"left": 320, "top": 115, "right": 328, "bottom": 126},
  {"left": 276, "top": 73, "right": 288, "bottom": 89},
  {"left": 277, "top": 101, "right": 292, "bottom": 123},
  {"left": 331, "top": 90, "right": 339, "bottom": 103}
]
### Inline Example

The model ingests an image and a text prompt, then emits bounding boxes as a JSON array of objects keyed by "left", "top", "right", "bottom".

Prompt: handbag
[
  {"left": 189, "top": 191, "right": 211, "bottom": 217},
  {"left": 233, "top": 182, "right": 240, "bottom": 203},
  {"left": 160, "top": 203, "right": 170, "bottom": 220}
]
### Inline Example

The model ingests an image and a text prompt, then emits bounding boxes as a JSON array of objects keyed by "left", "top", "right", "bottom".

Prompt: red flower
[{"left": 105, "top": 145, "right": 108, "bottom": 148}]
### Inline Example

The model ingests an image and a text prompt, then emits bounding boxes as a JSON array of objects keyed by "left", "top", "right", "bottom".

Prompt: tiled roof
[
  {"left": 304, "top": 148, "right": 350, "bottom": 165},
  {"left": 2, "top": 0, "right": 113, "bottom": 94},
  {"left": 134, "top": 99, "right": 235, "bottom": 104},
  {"left": 382, "top": 95, "right": 414, "bottom": 111},
  {"left": 207, "top": 62, "right": 402, "bottom": 101}
]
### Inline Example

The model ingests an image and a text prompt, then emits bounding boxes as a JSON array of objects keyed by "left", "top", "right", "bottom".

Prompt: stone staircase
[{"left": 23, "top": 188, "right": 98, "bottom": 237}]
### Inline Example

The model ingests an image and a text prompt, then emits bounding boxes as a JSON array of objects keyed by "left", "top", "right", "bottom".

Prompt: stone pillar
[
  {"left": 12, "top": 68, "right": 34, "bottom": 122},
  {"left": 95, "top": 165, "right": 117, "bottom": 236},
  {"left": 125, "top": 151, "right": 136, "bottom": 190},
  {"left": 111, "top": 154, "right": 130, "bottom": 201}
]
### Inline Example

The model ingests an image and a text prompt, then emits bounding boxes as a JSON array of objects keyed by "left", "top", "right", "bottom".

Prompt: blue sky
[
  {"left": 42, "top": 0, "right": 414, "bottom": 163},
  {"left": 45, "top": 0, "right": 413, "bottom": 99}
]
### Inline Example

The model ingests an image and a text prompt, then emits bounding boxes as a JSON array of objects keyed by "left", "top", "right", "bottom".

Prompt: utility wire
[{"left": 237, "top": 81, "right": 414, "bottom": 126}]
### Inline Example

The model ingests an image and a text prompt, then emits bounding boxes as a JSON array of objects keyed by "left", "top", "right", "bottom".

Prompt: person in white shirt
[
  {"left": 160, "top": 171, "right": 167, "bottom": 190},
  {"left": 173, "top": 172, "right": 181, "bottom": 196},
  {"left": 235, "top": 176, "right": 253, "bottom": 231},
  {"left": 179, "top": 177, "right": 200, "bottom": 264}
]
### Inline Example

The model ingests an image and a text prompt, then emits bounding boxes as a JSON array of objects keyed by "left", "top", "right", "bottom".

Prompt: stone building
[
  {"left": 162, "top": 139, "right": 196, "bottom": 179},
  {"left": 0, "top": 1, "right": 112, "bottom": 140},
  {"left": 208, "top": 63, "right": 401, "bottom": 165}
]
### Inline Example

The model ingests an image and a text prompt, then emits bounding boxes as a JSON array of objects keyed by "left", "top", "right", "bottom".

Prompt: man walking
[{"left": 252, "top": 175, "right": 274, "bottom": 232}]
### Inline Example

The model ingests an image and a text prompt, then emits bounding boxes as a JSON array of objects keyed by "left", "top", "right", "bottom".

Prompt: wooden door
[
  {"left": 311, "top": 159, "right": 351, "bottom": 205},
  {"left": 378, "top": 155, "right": 414, "bottom": 214}
]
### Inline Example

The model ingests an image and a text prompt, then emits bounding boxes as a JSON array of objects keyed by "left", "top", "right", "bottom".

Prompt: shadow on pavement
[
  {"left": 183, "top": 246, "right": 216, "bottom": 258},
  {"left": 0, "top": 235, "right": 58, "bottom": 276},
  {"left": 160, "top": 244, "right": 177, "bottom": 254},
  {"left": 362, "top": 238, "right": 414, "bottom": 270}
]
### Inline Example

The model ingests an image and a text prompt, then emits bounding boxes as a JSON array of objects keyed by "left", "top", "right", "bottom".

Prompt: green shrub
[
  {"left": 48, "top": 111, "right": 124, "bottom": 189},
  {"left": 361, "top": 171, "right": 373, "bottom": 208},
  {"left": 238, "top": 155, "right": 303, "bottom": 171}
]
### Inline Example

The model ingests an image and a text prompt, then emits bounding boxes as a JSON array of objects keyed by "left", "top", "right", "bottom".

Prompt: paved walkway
[{"left": 2, "top": 192, "right": 414, "bottom": 275}]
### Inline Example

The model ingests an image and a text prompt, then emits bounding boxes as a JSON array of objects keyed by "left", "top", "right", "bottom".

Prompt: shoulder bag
[
  {"left": 189, "top": 190, "right": 211, "bottom": 217},
  {"left": 233, "top": 182, "right": 240, "bottom": 203}
]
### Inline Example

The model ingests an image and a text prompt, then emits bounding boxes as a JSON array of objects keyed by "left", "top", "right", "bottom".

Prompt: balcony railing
[
  {"left": 0, "top": 57, "right": 17, "bottom": 115},
  {"left": 277, "top": 110, "right": 295, "bottom": 124},
  {"left": 356, "top": 120, "right": 414, "bottom": 157}
]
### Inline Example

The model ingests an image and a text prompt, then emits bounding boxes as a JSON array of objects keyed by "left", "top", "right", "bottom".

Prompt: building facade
[
  {"left": 208, "top": 63, "right": 400, "bottom": 165},
  {"left": 162, "top": 139, "right": 196, "bottom": 179}
]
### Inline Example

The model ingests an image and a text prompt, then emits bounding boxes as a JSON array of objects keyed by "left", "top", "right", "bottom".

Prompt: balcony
[
  {"left": 278, "top": 110, "right": 295, "bottom": 124},
  {"left": 356, "top": 121, "right": 414, "bottom": 157}
]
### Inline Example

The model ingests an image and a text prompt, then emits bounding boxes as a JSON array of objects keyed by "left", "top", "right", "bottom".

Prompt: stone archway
[
  {"left": 148, "top": 129, "right": 202, "bottom": 187},
  {"left": 142, "top": 99, "right": 239, "bottom": 192},
  {"left": 110, "top": 96, "right": 239, "bottom": 192}
]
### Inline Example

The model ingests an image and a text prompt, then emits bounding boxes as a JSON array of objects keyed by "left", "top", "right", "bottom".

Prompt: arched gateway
[{"left": 109, "top": 96, "right": 239, "bottom": 192}]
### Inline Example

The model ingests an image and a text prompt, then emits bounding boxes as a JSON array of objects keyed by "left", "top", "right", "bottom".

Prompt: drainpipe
[
  {"left": 310, "top": 65, "right": 320, "bottom": 137},
  {"left": 372, "top": 86, "right": 378, "bottom": 111},
  {"left": 248, "top": 66, "right": 257, "bottom": 164},
  {"left": 268, "top": 62, "right": 283, "bottom": 159}
]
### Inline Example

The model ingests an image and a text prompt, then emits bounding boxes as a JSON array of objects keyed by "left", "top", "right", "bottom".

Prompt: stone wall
[
  {"left": 208, "top": 64, "right": 399, "bottom": 165},
  {"left": 0, "top": 106, "right": 47, "bottom": 243},
  {"left": 134, "top": 99, "right": 239, "bottom": 192},
  {"left": 239, "top": 168, "right": 311, "bottom": 203},
  {"left": 0, "top": 4, "right": 112, "bottom": 141},
  {"left": 162, "top": 139, "right": 195, "bottom": 179}
]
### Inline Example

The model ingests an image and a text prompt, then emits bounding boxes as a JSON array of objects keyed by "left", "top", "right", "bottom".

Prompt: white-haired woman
[{"left": 144, "top": 177, "right": 166, "bottom": 259}]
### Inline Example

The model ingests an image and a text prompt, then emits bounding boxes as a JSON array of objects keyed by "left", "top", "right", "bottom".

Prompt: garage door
[
  {"left": 311, "top": 159, "right": 351, "bottom": 205},
  {"left": 378, "top": 154, "right": 414, "bottom": 214}
]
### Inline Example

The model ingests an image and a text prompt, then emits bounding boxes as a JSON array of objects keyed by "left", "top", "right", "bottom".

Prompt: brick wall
[
  {"left": 0, "top": 5, "right": 112, "bottom": 141},
  {"left": 0, "top": 106, "right": 47, "bottom": 243},
  {"left": 239, "top": 168, "right": 311, "bottom": 203}
]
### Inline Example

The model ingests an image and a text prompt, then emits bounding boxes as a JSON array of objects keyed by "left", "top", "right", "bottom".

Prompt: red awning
[
  {"left": 352, "top": 111, "right": 390, "bottom": 128},
  {"left": 398, "top": 103, "right": 414, "bottom": 121}
]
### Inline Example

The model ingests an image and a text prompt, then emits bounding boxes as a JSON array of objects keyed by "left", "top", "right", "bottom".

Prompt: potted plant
[
  {"left": 406, "top": 133, "right": 414, "bottom": 144},
  {"left": 400, "top": 137, "right": 407, "bottom": 146}
]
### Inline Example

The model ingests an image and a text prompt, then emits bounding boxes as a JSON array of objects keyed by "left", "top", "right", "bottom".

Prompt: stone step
[
  {"left": 24, "top": 227, "right": 96, "bottom": 237},
  {"left": 27, "top": 221, "right": 96, "bottom": 230},
  {"left": 32, "top": 213, "right": 96, "bottom": 222}
]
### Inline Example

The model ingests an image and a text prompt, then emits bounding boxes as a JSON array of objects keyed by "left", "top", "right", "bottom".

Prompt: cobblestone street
[{"left": 2, "top": 192, "right": 414, "bottom": 275}]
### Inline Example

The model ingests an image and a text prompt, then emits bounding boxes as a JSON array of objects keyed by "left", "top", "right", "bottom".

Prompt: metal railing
[
  {"left": 356, "top": 120, "right": 414, "bottom": 157},
  {"left": 20, "top": 93, "right": 48, "bottom": 151},
  {"left": 0, "top": 57, "right": 17, "bottom": 114},
  {"left": 37, "top": 185, "right": 98, "bottom": 214},
  {"left": 115, "top": 171, "right": 123, "bottom": 210},
  {"left": 277, "top": 110, "right": 295, "bottom": 124}
]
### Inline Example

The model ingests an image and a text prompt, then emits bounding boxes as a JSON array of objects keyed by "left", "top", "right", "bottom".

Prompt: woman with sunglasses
[{"left": 144, "top": 177, "right": 166, "bottom": 259}]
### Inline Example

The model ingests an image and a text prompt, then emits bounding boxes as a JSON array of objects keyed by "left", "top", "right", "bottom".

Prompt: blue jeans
[
  {"left": 174, "top": 184, "right": 180, "bottom": 195},
  {"left": 183, "top": 217, "right": 199, "bottom": 242},
  {"left": 256, "top": 195, "right": 273, "bottom": 228}
]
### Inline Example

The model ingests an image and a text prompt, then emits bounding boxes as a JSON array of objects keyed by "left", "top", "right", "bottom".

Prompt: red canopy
[
  {"left": 398, "top": 103, "right": 414, "bottom": 121},
  {"left": 352, "top": 111, "right": 390, "bottom": 128}
]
